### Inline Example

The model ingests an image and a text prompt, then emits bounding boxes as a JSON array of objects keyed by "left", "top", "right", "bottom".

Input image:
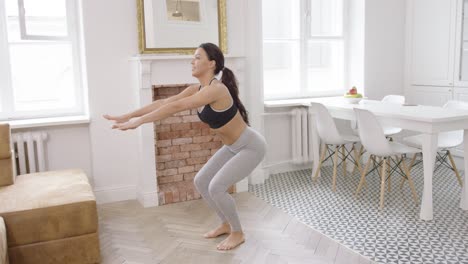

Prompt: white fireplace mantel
[
  {"left": 129, "top": 54, "right": 245, "bottom": 61},
  {"left": 130, "top": 54, "right": 246, "bottom": 89},
  {"left": 130, "top": 54, "right": 247, "bottom": 207}
]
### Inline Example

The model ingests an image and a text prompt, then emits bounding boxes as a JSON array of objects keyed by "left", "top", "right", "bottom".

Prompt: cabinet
[
  {"left": 408, "top": 86, "right": 468, "bottom": 106},
  {"left": 406, "top": 0, "right": 457, "bottom": 87},
  {"left": 408, "top": 86, "right": 453, "bottom": 106},
  {"left": 454, "top": 87, "right": 468, "bottom": 101},
  {"left": 455, "top": 0, "right": 468, "bottom": 86},
  {"left": 405, "top": 0, "right": 468, "bottom": 105}
]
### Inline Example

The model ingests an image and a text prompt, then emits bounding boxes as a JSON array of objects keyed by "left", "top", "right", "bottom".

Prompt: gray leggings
[{"left": 194, "top": 126, "right": 266, "bottom": 232}]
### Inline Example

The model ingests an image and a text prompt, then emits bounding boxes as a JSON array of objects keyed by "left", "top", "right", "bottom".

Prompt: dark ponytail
[
  {"left": 199, "top": 43, "right": 250, "bottom": 126},
  {"left": 220, "top": 67, "right": 249, "bottom": 126}
]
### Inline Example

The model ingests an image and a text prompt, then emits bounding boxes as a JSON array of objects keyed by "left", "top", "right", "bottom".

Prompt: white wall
[
  {"left": 12, "top": 0, "right": 145, "bottom": 203},
  {"left": 348, "top": 0, "right": 365, "bottom": 91},
  {"left": 11, "top": 0, "right": 408, "bottom": 196},
  {"left": 263, "top": 0, "right": 407, "bottom": 174},
  {"left": 364, "top": 0, "right": 406, "bottom": 100},
  {"left": 11, "top": 0, "right": 250, "bottom": 204},
  {"left": 13, "top": 125, "right": 93, "bottom": 182},
  {"left": 80, "top": 0, "right": 142, "bottom": 203},
  {"left": 244, "top": 0, "right": 269, "bottom": 183},
  {"left": 263, "top": 107, "right": 303, "bottom": 175},
  {"left": 83, "top": 0, "right": 249, "bottom": 203}
]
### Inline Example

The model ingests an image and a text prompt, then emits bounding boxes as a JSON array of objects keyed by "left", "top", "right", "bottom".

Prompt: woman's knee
[
  {"left": 193, "top": 172, "right": 208, "bottom": 191},
  {"left": 208, "top": 182, "right": 225, "bottom": 199}
]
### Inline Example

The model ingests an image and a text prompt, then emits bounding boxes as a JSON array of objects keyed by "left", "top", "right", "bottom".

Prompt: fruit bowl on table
[{"left": 343, "top": 94, "right": 363, "bottom": 104}]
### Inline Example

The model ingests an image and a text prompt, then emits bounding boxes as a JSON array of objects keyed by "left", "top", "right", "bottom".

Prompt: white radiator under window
[
  {"left": 12, "top": 131, "right": 48, "bottom": 175},
  {"left": 291, "top": 108, "right": 314, "bottom": 164}
]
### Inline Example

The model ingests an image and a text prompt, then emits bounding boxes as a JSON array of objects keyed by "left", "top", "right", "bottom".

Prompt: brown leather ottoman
[
  {"left": 0, "top": 123, "right": 14, "bottom": 187},
  {"left": 0, "top": 217, "right": 8, "bottom": 264},
  {"left": 0, "top": 169, "right": 100, "bottom": 264}
]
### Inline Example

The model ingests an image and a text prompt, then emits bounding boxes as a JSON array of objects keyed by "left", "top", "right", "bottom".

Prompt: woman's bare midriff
[{"left": 211, "top": 112, "right": 247, "bottom": 146}]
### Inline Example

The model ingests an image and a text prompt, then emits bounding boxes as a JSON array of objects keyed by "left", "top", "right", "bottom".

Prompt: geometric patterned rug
[{"left": 249, "top": 162, "right": 468, "bottom": 264}]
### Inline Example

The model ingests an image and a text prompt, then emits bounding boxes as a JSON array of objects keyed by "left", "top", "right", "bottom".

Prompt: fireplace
[
  {"left": 153, "top": 84, "right": 234, "bottom": 205},
  {"left": 132, "top": 54, "right": 252, "bottom": 208}
]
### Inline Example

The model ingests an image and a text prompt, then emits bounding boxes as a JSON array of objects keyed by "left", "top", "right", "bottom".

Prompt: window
[
  {"left": 0, "top": 0, "right": 86, "bottom": 121},
  {"left": 262, "top": 0, "right": 346, "bottom": 100}
]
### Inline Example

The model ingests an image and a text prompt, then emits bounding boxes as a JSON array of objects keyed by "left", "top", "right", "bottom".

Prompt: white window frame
[
  {"left": 263, "top": 0, "right": 348, "bottom": 100},
  {"left": 0, "top": 0, "right": 86, "bottom": 121}
]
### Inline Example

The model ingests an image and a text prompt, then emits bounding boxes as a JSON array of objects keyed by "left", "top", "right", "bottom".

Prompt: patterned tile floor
[{"left": 249, "top": 162, "right": 468, "bottom": 264}]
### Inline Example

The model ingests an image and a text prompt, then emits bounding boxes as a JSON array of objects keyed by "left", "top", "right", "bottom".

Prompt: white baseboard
[
  {"left": 248, "top": 167, "right": 267, "bottom": 185},
  {"left": 137, "top": 190, "right": 159, "bottom": 207},
  {"left": 236, "top": 178, "right": 249, "bottom": 192},
  {"left": 94, "top": 185, "right": 137, "bottom": 204},
  {"left": 267, "top": 161, "right": 312, "bottom": 175}
]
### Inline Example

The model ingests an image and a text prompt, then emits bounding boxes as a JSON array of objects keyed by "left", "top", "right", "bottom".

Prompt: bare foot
[
  {"left": 204, "top": 223, "right": 231, "bottom": 238},
  {"left": 217, "top": 231, "right": 245, "bottom": 250}
]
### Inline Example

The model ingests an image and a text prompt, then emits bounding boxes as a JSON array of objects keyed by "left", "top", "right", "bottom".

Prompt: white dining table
[{"left": 266, "top": 97, "right": 468, "bottom": 220}]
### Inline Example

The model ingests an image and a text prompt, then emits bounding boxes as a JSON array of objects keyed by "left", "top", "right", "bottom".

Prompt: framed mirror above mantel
[{"left": 137, "top": 0, "right": 227, "bottom": 54}]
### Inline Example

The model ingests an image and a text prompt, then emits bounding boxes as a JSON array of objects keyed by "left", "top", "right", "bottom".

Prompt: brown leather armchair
[{"left": 0, "top": 124, "right": 100, "bottom": 264}]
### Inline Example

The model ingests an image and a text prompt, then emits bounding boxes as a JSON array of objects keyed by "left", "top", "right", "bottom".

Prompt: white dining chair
[
  {"left": 381, "top": 95, "right": 405, "bottom": 138},
  {"left": 402, "top": 100, "right": 468, "bottom": 187},
  {"left": 351, "top": 95, "right": 405, "bottom": 136},
  {"left": 381, "top": 95, "right": 405, "bottom": 104},
  {"left": 311, "top": 103, "right": 362, "bottom": 192},
  {"left": 350, "top": 95, "right": 406, "bottom": 173},
  {"left": 354, "top": 108, "right": 420, "bottom": 209}
]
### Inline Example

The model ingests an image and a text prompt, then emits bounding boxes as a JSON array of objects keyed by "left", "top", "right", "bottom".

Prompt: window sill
[
  {"left": 1, "top": 115, "right": 90, "bottom": 129},
  {"left": 264, "top": 96, "right": 343, "bottom": 108}
]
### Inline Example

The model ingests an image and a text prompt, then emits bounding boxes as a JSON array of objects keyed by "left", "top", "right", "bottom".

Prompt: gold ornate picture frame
[{"left": 137, "top": 0, "right": 227, "bottom": 54}]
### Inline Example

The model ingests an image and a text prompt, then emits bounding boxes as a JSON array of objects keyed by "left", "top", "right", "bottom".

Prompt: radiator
[
  {"left": 291, "top": 108, "right": 314, "bottom": 164},
  {"left": 12, "top": 131, "right": 48, "bottom": 175}
]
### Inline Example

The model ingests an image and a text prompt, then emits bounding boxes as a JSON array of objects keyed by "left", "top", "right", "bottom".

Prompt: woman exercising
[{"left": 104, "top": 43, "right": 266, "bottom": 250}]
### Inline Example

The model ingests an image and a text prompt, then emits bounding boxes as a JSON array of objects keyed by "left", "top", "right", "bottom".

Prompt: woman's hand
[
  {"left": 103, "top": 114, "right": 131, "bottom": 123},
  {"left": 111, "top": 118, "right": 143, "bottom": 131}
]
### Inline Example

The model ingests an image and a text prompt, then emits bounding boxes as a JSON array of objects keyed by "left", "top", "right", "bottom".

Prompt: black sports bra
[{"left": 197, "top": 79, "right": 238, "bottom": 129}]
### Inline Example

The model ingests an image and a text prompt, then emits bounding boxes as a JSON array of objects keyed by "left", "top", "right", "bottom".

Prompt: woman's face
[{"left": 191, "top": 48, "right": 215, "bottom": 78}]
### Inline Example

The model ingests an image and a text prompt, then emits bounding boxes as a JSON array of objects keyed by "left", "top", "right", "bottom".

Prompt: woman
[{"left": 104, "top": 43, "right": 266, "bottom": 250}]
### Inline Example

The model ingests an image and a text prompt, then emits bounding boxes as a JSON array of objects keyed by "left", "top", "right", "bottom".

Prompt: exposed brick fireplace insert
[{"left": 153, "top": 84, "right": 235, "bottom": 205}]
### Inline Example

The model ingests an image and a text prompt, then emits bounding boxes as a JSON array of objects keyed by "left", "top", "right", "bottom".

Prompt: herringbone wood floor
[{"left": 98, "top": 192, "right": 373, "bottom": 264}]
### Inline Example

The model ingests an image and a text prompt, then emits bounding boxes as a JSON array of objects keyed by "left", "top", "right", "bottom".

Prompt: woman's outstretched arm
[
  {"left": 103, "top": 84, "right": 198, "bottom": 123},
  {"left": 112, "top": 84, "right": 224, "bottom": 130}
]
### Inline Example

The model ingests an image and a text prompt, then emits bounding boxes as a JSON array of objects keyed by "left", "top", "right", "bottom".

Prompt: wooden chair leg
[
  {"left": 409, "top": 153, "right": 418, "bottom": 170},
  {"left": 375, "top": 156, "right": 381, "bottom": 181},
  {"left": 353, "top": 144, "right": 363, "bottom": 175},
  {"left": 401, "top": 157, "right": 419, "bottom": 203},
  {"left": 397, "top": 156, "right": 406, "bottom": 189},
  {"left": 313, "top": 144, "right": 328, "bottom": 182},
  {"left": 332, "top": 146, "right": 339, "bottom": 192},
  {"left": 399, "top": 176, "right": 406, "bottom": 189},
  {"left": 355, "top": 154, "right": 372, "bottom": 196},
  {"left": 447, "top": 150, "right": 463, "bottom": 187},
  {"left": 387, "top": 157, "right": 392, "bottom": 193},
  {"left": 387, "top": 172, "right": 391, "bottom": 193},
  {"left": 341, "top": 145, "right": 347, "bottom": 177},
  {"left": 352, "top": 145, "right": 364, "bottom": 174},
  {"left": 351, "top": 145, "right": 357, "bottom": 175},
  {"left": 379, "top": 157, "right": 387, "bottom": 210}
]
